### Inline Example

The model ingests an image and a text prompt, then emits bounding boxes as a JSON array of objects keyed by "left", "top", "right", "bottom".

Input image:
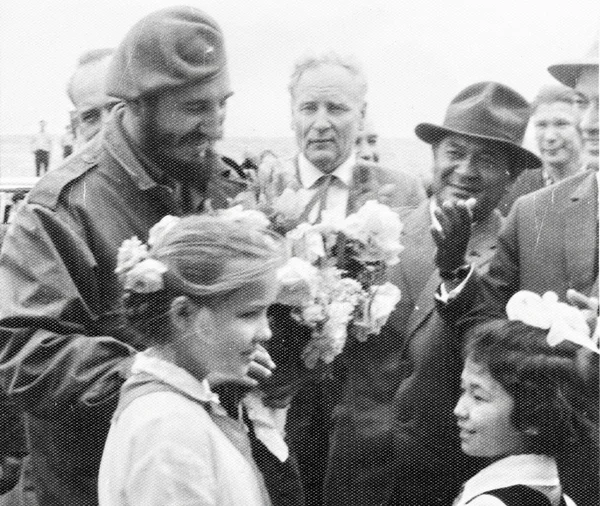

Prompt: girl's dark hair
[
  {"left": 464, "top": 319, "right": 598, "bottom": 457},
  {"left": 122, "top": 214, "right": 283, "bottom": 346}
]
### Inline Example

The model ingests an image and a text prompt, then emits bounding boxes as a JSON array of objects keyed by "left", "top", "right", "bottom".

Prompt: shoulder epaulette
[{"left": 28, "top": 140, "right": 102, "bottom": 210}]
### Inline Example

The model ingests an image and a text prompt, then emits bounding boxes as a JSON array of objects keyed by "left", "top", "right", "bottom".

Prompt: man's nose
[
  {"left": 313, "top": 107, "right": 332, "bottom": 131},
  {"left": 454, "top": 155, "right": 478, "bottom": 177},
  {"left": 256, "top": 315, "right": 272, "bottom": 343}
]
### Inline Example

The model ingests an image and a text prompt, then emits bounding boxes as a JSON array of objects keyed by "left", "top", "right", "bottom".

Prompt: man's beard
[{"left": 140, "top": 109, "right": 218, "bottom": 191}]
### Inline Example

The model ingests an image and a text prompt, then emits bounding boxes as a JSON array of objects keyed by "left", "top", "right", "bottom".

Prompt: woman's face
[
  {"left": 172, "top": 272, "right": 279, "bottom": 382},
  {"left": 454, "top": 357, "right": 527, "bottom": 459}
]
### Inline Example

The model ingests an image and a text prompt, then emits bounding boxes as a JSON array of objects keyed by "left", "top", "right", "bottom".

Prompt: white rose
[
  {"left": 273, "top": 188, "right": 313, "bottom": 221},
  {"left": 124, "top": 258, "right": 168, "bottom": 293},
  {"left": 115, "top": 237, "right": 149, "bottom": 275},
  {"left": 219, "top": 205, "right": 271, "bottom": 229},
  {"left": 276, "top": 257, "right": 320, "bottom": 306}
]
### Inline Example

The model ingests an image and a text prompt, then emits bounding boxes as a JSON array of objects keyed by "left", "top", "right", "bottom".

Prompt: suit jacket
[
  {"left": 325, "top": 201, "right": 500, "bottom": 506},
  {"left": 498, "top": 167, "right": 545, "bottom": 216},
  {"left": 258, "top": 155, "right": 426, "bottom": 215},
  {"left": 440, "top": 170, "right": 599, "bottom": 506},
  {"left": 263, "top": 155, "right": 426, "bottom": 506}
]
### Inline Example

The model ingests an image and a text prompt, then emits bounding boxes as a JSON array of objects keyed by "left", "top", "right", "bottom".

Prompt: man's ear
[{"left": 358, "top": 102, "right": 367, "bottom": 130}]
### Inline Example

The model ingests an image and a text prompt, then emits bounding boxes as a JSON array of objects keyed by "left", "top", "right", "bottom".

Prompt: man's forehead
[
  {"left": 440, "top": 133, "right": 505, "bottom": 153},
  {"left": 293, "top": 64, "right": 364, "bottom": 103},
  {"left": 71, "top": 58, "right": 113, "bottom": 109}
]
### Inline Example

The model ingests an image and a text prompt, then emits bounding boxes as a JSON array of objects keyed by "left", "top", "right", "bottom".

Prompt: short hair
[
  {"left": 121, "top": 215, "right": 284, "bottom": 346},
  {"left": 530, "top": 85, "right": 579, "bottom": 114},
  {"left": 288, "top": 52, "right": 368, "bottom": 100},
  {"left": 463, "top": 320, "right": 597, "bottom": 457},
  {"left": 66, "top": 48, "right": 114, "bottom": 104}
]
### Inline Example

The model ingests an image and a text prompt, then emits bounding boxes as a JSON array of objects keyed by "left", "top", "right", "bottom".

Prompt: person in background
[
  {"left": 550, "top": 40, "right": 599, "bottom": 169},
  {"left": 433, "top": 40, "right": 599, "bottom": 506},
  {"left": 66, "top": 48, "right": 120, "bottom": 148},
  {"left": 453, "top": 318, "right": 593, "bottom": 506},
  {"left": 30, "top": 120, "right": 51, "bottom": 177},
  {"left": 498, "top": 84, "right": 584, "bottom": 215},
  {"left": 259, "top": 52, "right": 426, "bottom": 506},
  {"left": 0, "top": 7, "right": 283, "bottom": 506},
  {"left": 60, "top": 125, "right": 75, "bottom": 159},
  {"left": 355, "top": 117, "right": 380, "bottom": 163},
  {"left": 326, "top": 82, "right": 541, "bottom": 506}
]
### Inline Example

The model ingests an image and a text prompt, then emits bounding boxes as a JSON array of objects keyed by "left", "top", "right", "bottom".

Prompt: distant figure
[
  {"left": 30, "top": 120, "right": 51, "bottom": 176},
  {"left": 355, "top": 118, "right": 380, "bottom": 163},
  {"left": 498, "top": 84, "right": 584, "bottom": 215},
  {"left": 67, "top": 48, "right": 119, "bottom": 147},
  {"left": 60, "top": 125, "right": 75, "bottom": 159},
  {"left": 6, "top": 191, "right": 26, "bottom": 224}
]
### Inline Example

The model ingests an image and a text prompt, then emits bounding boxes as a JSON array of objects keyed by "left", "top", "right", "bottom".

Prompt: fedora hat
[
  {"left": 548, "top": 40, "right": 599, "bottom": 89},
  {"left": 415, "top": 82, "right": 541, "bottom": 175}
]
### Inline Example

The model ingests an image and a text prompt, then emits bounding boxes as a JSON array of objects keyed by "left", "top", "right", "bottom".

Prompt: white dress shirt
[{"left": 297, "top": 152, "right": 356, "bottom": 222}]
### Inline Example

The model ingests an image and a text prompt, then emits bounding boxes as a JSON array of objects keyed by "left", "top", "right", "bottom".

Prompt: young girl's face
[
  {"left": 454, "top": 356, "right": 527, "bottom": 459},
  {"left": 174, "top": 272, "right": 279, "bottom": 381}
]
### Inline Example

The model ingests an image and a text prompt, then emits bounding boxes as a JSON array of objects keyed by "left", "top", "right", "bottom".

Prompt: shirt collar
[
  {"left": 460, "top": 454, "right": 559, "bottom": 504},
  {"left": 297, "top": 152, "right": 356, "bottom": 189},
  {"left": 131, "top": 350, "right": 222, "bottom": 407}
]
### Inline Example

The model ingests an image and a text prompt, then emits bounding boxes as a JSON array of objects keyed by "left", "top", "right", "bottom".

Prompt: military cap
[{"left": 106, "top": 6, "right": 228, "bottom": 100}]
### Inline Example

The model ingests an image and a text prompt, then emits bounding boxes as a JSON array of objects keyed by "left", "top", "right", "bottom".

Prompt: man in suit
[
  {"left": 324, "top": 81, "right": 542, "bottom": 506},
  {"left": 498, "top": 84, "right": 585, "bottom": 215},
  {"left": 434, "top": 44, "right": 598, "bottom": 506},
  {"left": 260, "top": 52, "right": 426, "bottom": 506}
]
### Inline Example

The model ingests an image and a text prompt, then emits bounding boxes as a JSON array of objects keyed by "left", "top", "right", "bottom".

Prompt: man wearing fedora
[
  {"left": 434, "top": 42, "right": 599, "bottom": 506},
  {"left": 0, "top": 7, "right": 269, "bottom": 506},
  {"left": 324, "top": 81, "right": 541, "bottom": 506}
]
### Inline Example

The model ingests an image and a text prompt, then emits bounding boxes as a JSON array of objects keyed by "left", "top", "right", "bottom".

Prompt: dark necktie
[{"left": 299, "top": 174, "right": 335, "bottom": 224}]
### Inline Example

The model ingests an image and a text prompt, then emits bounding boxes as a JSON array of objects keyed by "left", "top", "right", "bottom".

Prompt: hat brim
[
  {"left": 415, "top": 123, "right": 542, "bottom": 176},
  {"left": 547, "top": 62, "right": 598, "bottom": 88}
]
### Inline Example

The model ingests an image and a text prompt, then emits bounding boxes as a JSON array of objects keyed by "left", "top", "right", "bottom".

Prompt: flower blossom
[
  {"left": 124, "top": 258, "right": 168, "bottom": 293},
  {"left": 219, "top": 205, "right": 271, "bottom": 229},
  {"left": 340, "top": 200, "right": 404, "bottom": 266},
  {"left": 115, "top": 237, "right": 149, "bottom": 275},
  {"left": 276, "top": 257, "right": 320, "bottom": 306},
  {"left": 506, "top": 290, "right": 598, "bottom": 353}
]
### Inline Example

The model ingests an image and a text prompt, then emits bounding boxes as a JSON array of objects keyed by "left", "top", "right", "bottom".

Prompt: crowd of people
[{"left": 0, "top": 5, "right": 598, "bottom": 506}]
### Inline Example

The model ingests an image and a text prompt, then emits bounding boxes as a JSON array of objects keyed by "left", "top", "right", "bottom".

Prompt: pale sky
[{"left": 1, "top": 0, "right": 598, "bottom": 137}]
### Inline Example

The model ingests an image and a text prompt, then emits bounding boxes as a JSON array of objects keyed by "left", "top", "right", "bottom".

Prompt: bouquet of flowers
[{"left": 266, "top": 189, "right": 403, "bottom": 368}]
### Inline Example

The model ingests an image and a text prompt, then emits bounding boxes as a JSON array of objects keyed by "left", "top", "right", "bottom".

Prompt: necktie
[{"left": 299, "top": 174, "right": 334, "bottom": 224}]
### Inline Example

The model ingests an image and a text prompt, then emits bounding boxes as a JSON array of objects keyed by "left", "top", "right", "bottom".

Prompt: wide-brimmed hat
[
  {"left": 106, "top": 6, "right": 229, "bottom": 101},
  {"left": 415, "top": 82, "right": 541, "bottom": 175},
  {"left": 548, "top": 40, "right": 598, "bottom": 89}
]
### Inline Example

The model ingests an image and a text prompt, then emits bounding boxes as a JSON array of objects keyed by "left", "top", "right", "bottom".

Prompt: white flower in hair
[
  {"left": 506, "top": 290, "right": 599, "bottom": 354},
  {"left": 218, "top": 205, "right": 271, "bottom": 229},
  {"left": 124, "top": 258, "right": 168, "bottom": 293},
  {"left": 115, "top": 237, "right": 149, "bottom": 275},
  {"left": 147, "top": 215, "right": 181, "bottom": 247}
]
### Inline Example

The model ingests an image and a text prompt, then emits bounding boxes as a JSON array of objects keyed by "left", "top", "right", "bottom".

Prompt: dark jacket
[
  {"left": 0, "top": 105, "right": 245, "bottom": 506},
  {"left": 439, "top": 171, "right": 599, "bottom": 506}
]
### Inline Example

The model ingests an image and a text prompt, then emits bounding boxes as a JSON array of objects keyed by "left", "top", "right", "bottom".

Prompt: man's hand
[
  {"left": 207, "top": 344, "right": 276, "bottom": 389},
  {"left": 431, "top": 198, "right": 475, "bottom": 273}
]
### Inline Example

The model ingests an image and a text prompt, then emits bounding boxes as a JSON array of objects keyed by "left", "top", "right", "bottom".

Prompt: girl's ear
[{"left": 169, "top": 295, "right": 195, "bottom": 331}]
